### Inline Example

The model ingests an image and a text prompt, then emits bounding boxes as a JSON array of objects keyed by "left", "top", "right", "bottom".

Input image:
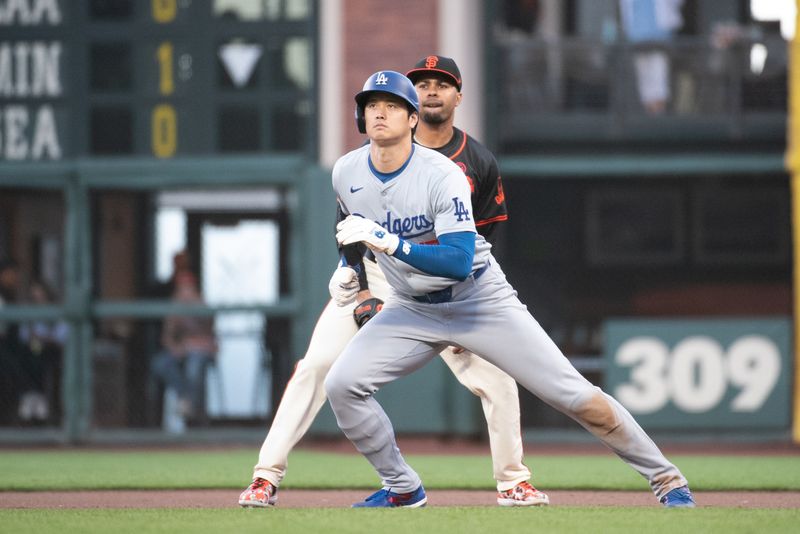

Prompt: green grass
[
  {"left": 2, "top": 508, "right": 799, "bottom": 534},
  {"left": 0, "top": 449, "right": 799, "bottom": 491},
  {"left": 2, "top": 449, "right": 798, "bottom": 533}
]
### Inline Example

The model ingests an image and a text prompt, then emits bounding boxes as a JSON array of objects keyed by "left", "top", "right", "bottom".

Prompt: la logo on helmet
[{"left": 375, "top": 72, "right": 389, "bottom": 85}]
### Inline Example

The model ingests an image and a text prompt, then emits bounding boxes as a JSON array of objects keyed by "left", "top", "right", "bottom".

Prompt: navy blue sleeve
[
  {"left": 391, "top": 231, "right": 475, "bottom": 281},
  {"left": 337, "top": 204, "right": 369, "bottom": 290}
]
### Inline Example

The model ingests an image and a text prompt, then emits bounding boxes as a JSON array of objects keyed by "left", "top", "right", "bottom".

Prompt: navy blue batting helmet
[{"left": 354, "top": 70, "right": 420, "bottom": 134}]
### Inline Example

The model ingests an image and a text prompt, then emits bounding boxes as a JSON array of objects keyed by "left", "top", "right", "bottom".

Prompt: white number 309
[{"left": 614, "top": 335, "right": 781, "bottom": 414}]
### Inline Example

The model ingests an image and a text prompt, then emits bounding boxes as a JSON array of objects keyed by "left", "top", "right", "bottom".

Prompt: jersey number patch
[{"left": 453, "top": 197, "right": 471, "bottom": 221}]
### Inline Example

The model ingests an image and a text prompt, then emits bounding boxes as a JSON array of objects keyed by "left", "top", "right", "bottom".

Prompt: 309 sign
[{"left": 614, "top": 335, "right": 782, "bottom": 415}]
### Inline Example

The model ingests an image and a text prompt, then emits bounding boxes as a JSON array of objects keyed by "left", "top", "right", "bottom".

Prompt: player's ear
[
  {"left": 455, "top": 91, "right": 463, "bottom": 108},
  {"left": 409, "top": 111, "right": 419, "bottom": 130}
]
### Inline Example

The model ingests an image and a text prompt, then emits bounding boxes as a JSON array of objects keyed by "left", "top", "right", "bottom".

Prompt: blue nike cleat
[
  {"left": 660, "top": 485, "right": 696, "bottom": 508},
  {"left": 352, "top": 486, "right": 427, "bottom": 508}
]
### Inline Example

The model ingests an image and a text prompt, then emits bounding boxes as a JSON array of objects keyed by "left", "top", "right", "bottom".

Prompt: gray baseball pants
[{"left": 324, "top": 260, "right": 687, "bottom": 500}]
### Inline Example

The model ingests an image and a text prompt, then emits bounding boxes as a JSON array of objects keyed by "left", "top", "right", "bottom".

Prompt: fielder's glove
[
  {"left": 353, "top": 297, "right": 384, "bottom": 328},
  {"left": 336, "top": 216, "right": 400, "bottom": 255},
  {"left": 328, "top": 266, "right": 359, "bottom": 306}
]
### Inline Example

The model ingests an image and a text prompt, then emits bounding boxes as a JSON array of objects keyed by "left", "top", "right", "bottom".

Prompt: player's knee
[
  {"left": 571, "top": 388, "right": 621, "bottom": 436},
  {"left": 293, "top": 356, "right": 333, "bottom": 383},
  {"left": 480, "top": 374, "right": 519, "bottom": 403},
  {"left": 323, "top": 368, "right": 351, "bottom": 403},
  {"left": 324, "top": 366, "right": 371, "bottom": 404}
]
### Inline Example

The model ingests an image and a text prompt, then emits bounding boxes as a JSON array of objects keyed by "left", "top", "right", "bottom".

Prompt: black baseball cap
[{"left": 406, "top": 55, "right": 462, "bottom": 91}]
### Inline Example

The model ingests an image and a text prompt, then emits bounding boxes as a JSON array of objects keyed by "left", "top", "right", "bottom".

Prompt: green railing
[{"left": 0, "top": 156, "right": 336, "bottom": 442}]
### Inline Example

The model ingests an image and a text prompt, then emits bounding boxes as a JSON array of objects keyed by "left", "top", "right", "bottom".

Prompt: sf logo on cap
[
  {"left": 375, "top": 72, "right": 389, "bottom": 85},
  {"left": 425, "top": 56, "right": 439, "bottom": 68}
]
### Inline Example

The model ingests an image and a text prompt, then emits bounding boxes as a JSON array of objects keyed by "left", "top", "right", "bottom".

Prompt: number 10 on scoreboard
[{"left": 152, "top": 41, "right": 176, "bottom": 158}]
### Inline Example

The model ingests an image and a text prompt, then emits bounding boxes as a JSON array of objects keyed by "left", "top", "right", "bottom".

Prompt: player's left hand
[
  {"left": 336, "top": 216, "right": 400, "bottom": 255},
  {"left": 328, "top": 265, "right": 359, "bottom": 306}
]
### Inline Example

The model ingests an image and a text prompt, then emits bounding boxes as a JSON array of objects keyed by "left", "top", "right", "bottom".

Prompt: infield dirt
[
  {"left": 3, "top": 438, "right": 798, "bottom": 509},
  {"left": 2, "top": 489, "right": 800, "bottom": 509}
]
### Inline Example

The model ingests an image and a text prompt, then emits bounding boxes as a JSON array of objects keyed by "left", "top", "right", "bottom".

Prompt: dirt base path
[{"left": 3, "top": 490, "right": 799, "bottom": 509}]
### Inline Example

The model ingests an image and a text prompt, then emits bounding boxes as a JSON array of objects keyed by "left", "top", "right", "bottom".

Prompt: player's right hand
[
  {"left": 336, "top": 215, "right": 400, "bottom": 255},
  {"left": 328, "top": 266, "right": 359, "bottom": 306}
]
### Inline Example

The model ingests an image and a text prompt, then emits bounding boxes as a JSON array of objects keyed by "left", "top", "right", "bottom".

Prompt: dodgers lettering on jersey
[
  {"left": 333, "top": 144, "right": 492, "bottom": 295},
  {"left": 379, "top": 211, "right": 434, "bottom": 239}
]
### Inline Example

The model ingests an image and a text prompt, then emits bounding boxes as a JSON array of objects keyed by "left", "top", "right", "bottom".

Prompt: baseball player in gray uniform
[
  {"left": 239, "top": 58, "right": 546, "bottom": 508},
  {"left": 325, "top": 70, "right": 695, "bottom": 508}
]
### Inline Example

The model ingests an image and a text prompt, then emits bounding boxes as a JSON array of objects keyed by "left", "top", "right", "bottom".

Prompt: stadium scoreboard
[{"left": 0, "top": 0, "right": 315, "bottom": 161}]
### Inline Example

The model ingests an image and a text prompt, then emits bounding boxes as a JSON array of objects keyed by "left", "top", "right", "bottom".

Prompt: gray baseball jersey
[
  {"left": 333, "top": 144, "right": 491, "bottom": 295},
  {"left": 326, "top": 142, "right": 689, "bottom": 502}
]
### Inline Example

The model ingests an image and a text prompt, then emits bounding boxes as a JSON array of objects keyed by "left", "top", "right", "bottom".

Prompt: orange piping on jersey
[
  {"left": 448, "top": 133, "right": 468, "bottom": 160},
  {"left": 494, "top": 178, "right": 506, "bottom": 205},
  {"left": 475, "top": 214, "right": 509, "bottom": 226}
]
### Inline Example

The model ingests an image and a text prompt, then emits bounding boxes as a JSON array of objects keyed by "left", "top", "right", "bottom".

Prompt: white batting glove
[
  {"left": 328, "top": 266, "right": 359, "bottom": 306},
  {"left": 336, "top": 216, "right": 400, "bottom": 255}
]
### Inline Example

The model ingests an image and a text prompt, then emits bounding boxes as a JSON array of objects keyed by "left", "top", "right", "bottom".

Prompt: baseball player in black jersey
[
  {"left": 239, "top": 56, "right": 547, "bottom": 508},
  {"left": 406, "top": 56, "right": 508, "bottom": 241}
]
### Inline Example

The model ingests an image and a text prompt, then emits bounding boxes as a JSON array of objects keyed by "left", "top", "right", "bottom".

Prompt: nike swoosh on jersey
[{"left": 350, "top": 186, "right": 364, "bottom": 193}]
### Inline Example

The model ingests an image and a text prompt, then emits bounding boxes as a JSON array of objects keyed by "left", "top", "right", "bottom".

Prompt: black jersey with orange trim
[{"left": 426, "top": 127, "right": 508, "bottom": 245}]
